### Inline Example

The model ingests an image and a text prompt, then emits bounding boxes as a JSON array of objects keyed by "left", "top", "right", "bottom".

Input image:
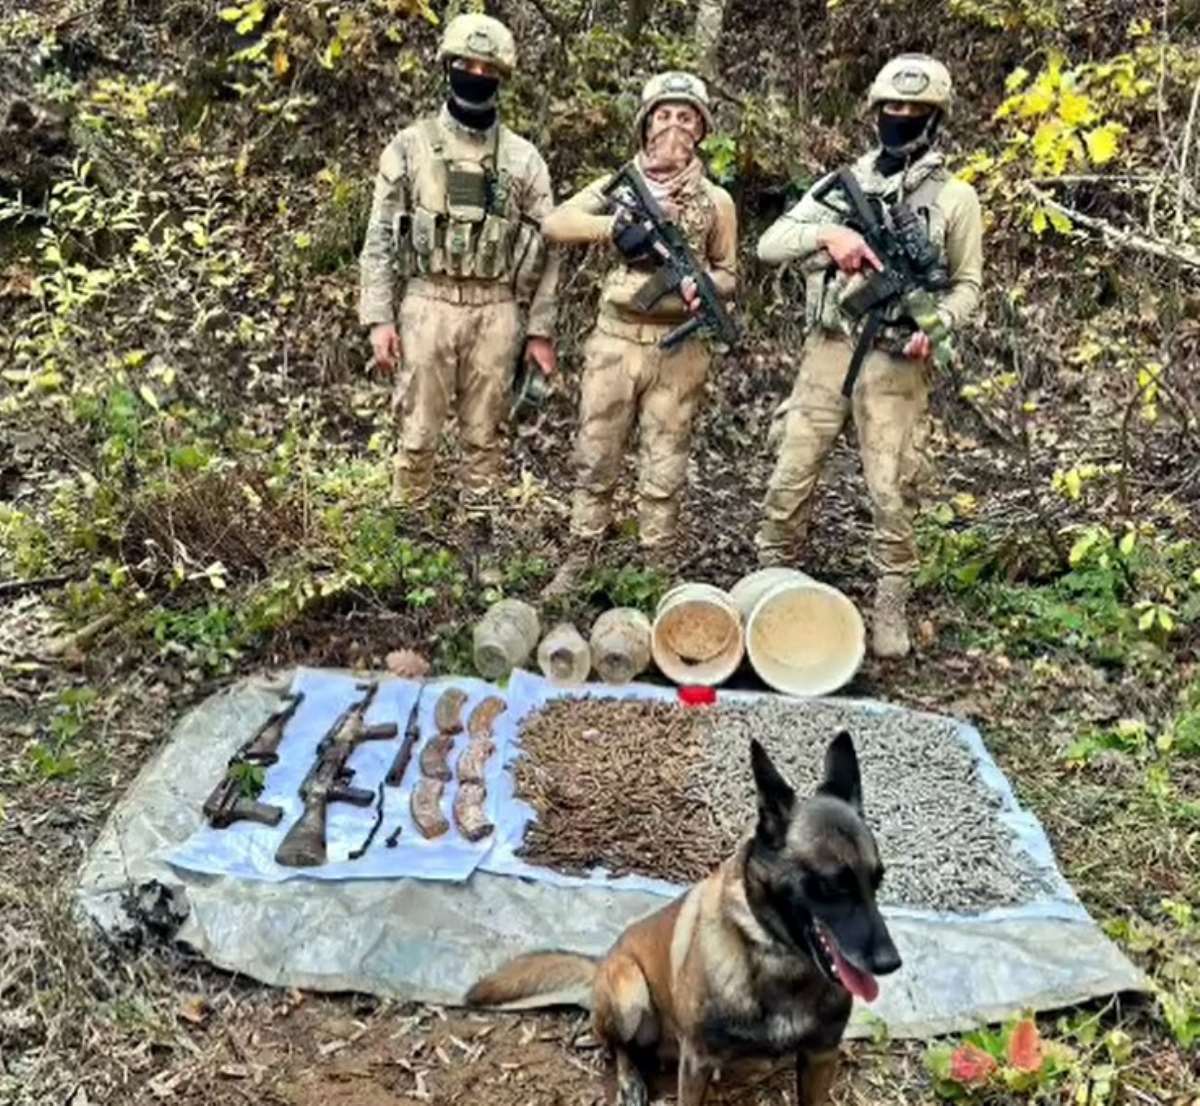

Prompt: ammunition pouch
[
  {"left": 411, "top": 207, "right": 443, "bottom": 276},
  {"left": 511, "top": 217, "right": 547, "bottom": 300},
  {"left": 446, "top": 160, "right": 488, "bottom": 223},
  {"left": 476, "top": 212, "right": 517, "bottom": 280}
]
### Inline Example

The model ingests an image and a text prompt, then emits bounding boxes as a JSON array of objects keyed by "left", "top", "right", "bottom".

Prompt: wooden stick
[
  {"left": 1176, "top": 76, "right": 1200, "bottom": 237},
  {"left": 0, "top": 573, "right": 71, "bottom": 597},
  {"left": 1037, "top": 194, "right": 1200, "bottom": 269}
]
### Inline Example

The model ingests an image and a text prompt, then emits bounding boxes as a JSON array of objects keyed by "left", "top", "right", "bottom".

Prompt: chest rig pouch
[{"left": 444, "top": 159, "right": 488, "bottom": 276}]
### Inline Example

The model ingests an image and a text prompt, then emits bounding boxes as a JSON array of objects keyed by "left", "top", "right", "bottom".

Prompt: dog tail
[{"left": 466, "top": 950, "right": 598, "bottom": 1011}]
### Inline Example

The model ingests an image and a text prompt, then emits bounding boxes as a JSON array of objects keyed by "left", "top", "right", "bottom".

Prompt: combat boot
[
  {"left": 872, "top": 574, "right": 912, "bottom": 659},
  {"left": 754, "top": 518, "right": 799, "bottom": 568},
  {"left": 542, "top": 545, "right": 592, "bottom": 601}
]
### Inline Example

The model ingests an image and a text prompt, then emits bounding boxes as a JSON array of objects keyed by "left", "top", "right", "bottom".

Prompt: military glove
[{"left": 612, "top": 215, "right": 655, "bottom": 262}]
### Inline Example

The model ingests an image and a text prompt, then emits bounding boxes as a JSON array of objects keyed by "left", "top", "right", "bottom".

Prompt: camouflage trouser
[
  {"left": 756, "top": 334, "right": 932, "bottom": 576},
  {"left": 392, "top": 279, "right": 523, "bottom": 505},
  {"left": 570, "top": 318, "right": 709, "bottom": 550}
]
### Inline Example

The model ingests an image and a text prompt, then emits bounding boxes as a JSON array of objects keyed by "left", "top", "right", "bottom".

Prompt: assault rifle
[
  {"left": 384, "top": 682, "right": 425, "bottom": 789},
  {"left": 812, "top": 167, "right": 954, "bottom": 397},
  {"left": 275, "top": 682, "right": 399, "bottom": 867},
  {"left": 201, "top": 690, "right": 304, "bottom": 829},
  {"left": 601, "top": 163, "right": 738, "bottom": 352}
]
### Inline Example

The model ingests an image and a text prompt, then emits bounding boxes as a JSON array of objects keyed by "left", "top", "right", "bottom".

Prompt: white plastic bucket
[
  {"left": 730, "top": 567, "right": 810, "bottom": 622},
  {"left": 590, "top": 608, "right": 652, "bottom": 685},
  {"left": 651, "top": 583, "right": 744, "bottom": 686},
  {"left": 739, "top": 570, "right": 865, "bottom": 696}
]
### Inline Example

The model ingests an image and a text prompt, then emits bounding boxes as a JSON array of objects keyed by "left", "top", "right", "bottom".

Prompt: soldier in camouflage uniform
[
  {"left": 358, "top": 13, "right": 560, "bottom": 509},
  {"left": 541, "top": 72, "right": 738, "bottom": 597},
  {"left": 755, "top": 54, "right": 983, "bottom": 658}
]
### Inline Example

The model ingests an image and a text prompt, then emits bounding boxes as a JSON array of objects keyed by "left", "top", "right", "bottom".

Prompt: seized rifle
[
  {"left": 241, "top": 690, "right": 305, "bottom": 766},
  {"left": 275, "top": 682, "right": 399, "bottom": 867},
  {"left": 600, "top": 163, "right": 739, "bottom": 352},
  {"left": 383, "top": 682, "right": 426, "bottom": 847},
  {"left": 384, "top": 682, "right": 426, "bottom": 788},
  {"left": 201, "top": 689, "right": 304, "bottom": 829},
  {"left": 812, "top": 167, "right": 954, "bottom": 397}
]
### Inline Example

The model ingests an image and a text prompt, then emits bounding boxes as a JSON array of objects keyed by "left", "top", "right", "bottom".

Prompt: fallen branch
[
  {"left": 42, "top": 609, "right": 125, "bottom": 660},
  {"left": 1176, "top": 74, "right": 1200, "bottom": 237},
  {"left": 1038, "top": 194, "right": 1200, "bottom": 269},
  {"left": 0, "top": 573, "right": 71, "bottom": 598}
]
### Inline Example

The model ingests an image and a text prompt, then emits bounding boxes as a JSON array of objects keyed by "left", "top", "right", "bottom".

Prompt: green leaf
[
  {"left": 1069, "top": 531, "right": 1097, "bottom": 566},
  {"left": 1118, "top": 531, "right": 1136, "bottom": 557},
  {"left": 1006, "top": 66, "right": 1031, "bottom": 92},
  {"left": 1031, "top": 206, "right": 1049, "bottom": 236},
  {"left": 1047, "top": 207, "right": 1073, "bottom": 234},
  {"left": 1138, "top": 608, "right": 1156, "bottom": 631},
  {"left": 218, "top": 6, "right": 244, "bottom": 22}
]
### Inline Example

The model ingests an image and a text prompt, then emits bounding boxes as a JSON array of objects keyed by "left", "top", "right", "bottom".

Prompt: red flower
[
  {"left": 1007, "top": 1019, "right": 1044, "bottom": 1073},
  {"left": 949, "top": 1044, "right": 998, "bottom": 1086}
]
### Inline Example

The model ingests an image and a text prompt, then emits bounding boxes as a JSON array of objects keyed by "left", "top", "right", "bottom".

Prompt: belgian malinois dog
[{"left": 467, "top": 731, "right": 902, "bottom": 1105}]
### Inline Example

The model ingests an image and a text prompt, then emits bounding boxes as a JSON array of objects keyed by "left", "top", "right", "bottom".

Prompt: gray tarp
[{"left": 76, "top": 670, "right": 1147, "bottom": 1039}]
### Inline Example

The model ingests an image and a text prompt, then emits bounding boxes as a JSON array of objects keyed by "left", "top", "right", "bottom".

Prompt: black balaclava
[
  {"left": 447, "top": 64, "right": 499, "bottom": 130},
  {"left": 875, "top": 108, "right": 941, "bottom": 176}
]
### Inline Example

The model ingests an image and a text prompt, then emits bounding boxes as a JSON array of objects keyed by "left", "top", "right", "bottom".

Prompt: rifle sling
[{"left": 841, "top": 309, "right": 884, "bottom": 399}]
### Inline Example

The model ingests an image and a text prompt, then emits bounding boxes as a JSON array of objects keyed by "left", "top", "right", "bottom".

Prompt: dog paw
[{"left": 615, "top": 1074, "right": 649, "bottom": 1106}]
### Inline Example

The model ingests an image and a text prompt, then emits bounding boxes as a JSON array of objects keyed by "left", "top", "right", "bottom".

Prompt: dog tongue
[{"left": 829, "top": 941, "right": 879, "bottom": 1003}]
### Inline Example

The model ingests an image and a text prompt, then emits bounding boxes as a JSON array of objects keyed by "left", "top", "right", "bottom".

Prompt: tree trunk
[{"left": 694, "top": 0, "right": 729, "bottom": 79}]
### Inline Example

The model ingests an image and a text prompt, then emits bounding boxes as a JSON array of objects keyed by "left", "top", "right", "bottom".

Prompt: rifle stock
[{"left": 275, "top": 781, "right": 330, "bottom": 867}]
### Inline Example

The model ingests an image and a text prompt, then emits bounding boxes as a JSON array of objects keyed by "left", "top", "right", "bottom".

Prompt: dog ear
[
  {"left": 818, "top": 730, "right": 863, "bottom": 815},
  {"left": 751, "top": 739, "right": 795, "bottom": 849}
]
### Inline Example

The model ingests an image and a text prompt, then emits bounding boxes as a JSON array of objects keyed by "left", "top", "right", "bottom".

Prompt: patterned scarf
[{"left": 635, "top": 150, "right": 704, "bottom": 212}]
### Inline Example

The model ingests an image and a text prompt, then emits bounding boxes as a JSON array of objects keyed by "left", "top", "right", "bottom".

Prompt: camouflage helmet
[
  {"left": 868, "top": 54, "right": 953, "bottom": 113},
  {"left": 633, "top": 71, "right": 714, "bottom": 141},
  {"left": 438, "top": 13, "right": 517, "bottom": 77}
]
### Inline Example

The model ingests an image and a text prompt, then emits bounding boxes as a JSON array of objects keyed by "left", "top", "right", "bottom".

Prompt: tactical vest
[
  {"left": 807, "top": 157, "right": 950, "bottom": 339},
  {"left": 391, "top": 118, "right": 547, "bottom": 296}
]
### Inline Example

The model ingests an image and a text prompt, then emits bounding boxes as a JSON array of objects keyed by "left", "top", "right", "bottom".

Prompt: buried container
[
  {"left": 473, "top": 599, "right": 541, "bottom": 681},
  {"left": 736, "top": 569, "right": 865, "bottom": 696},
  {"left": 537, "top": 622, "right": 592, "bottom": 686},
  {"left": 589, "top": 608, "right": 652, "bottom": 685},
  {"left": 651, "top": 583, "right": 744, "bottom": 687}
]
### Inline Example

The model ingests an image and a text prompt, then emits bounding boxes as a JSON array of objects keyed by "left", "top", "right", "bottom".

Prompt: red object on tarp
[{"left": 678, "top": 686, "right": 717, "bottom": 707}]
